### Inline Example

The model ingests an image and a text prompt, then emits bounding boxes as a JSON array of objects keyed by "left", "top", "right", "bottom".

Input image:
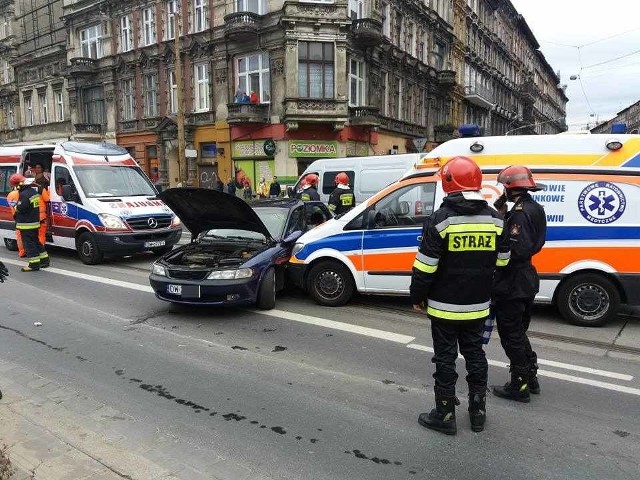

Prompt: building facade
[
  {"left": 591, "top": 100, "right": 640, "bottom": 135},
  {"left": 1, "top": 0, "right": 568, "bottom": 189}
]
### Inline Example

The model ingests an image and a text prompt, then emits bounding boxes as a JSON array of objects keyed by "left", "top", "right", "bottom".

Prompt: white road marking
[{"left": 4, "top": 258, "right": 636, "bottom": 393}]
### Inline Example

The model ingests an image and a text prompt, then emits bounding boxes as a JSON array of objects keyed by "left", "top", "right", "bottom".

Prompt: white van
[
  {"left": 0, "top": 142, "right": 182, "bottom": 264},
  {"left": 289, "top": 154, "right": 426, "bottom": 203}
]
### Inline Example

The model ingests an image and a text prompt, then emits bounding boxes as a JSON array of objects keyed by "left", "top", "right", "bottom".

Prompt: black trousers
[
  {"left": 430, "top": 318, "right": 488, "bottom": 397},
  {"left": 494, "top": 298, "right": 538, "bottom": 375},
  {"left": 20, "top": 228, "right": 45, "bottom": 268}
]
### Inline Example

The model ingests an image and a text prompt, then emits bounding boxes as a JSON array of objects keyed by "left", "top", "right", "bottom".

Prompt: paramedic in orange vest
[
  {"left": 6, "top": 184, "right": 25, "bottom": 257},
  {"left": 27, "top": 178, "right": 50, "bottom": 246}
]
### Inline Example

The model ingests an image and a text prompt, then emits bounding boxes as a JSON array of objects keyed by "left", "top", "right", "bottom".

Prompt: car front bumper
[
  {"left": 94, "top": 229, "right": 182, "bottom": 255},
  {"left": 149, "top": 274, "right": 259, "bottom": 306}
]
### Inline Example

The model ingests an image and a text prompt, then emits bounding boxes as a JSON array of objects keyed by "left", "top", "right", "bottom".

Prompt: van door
[
  {"left": 0, "top": 163, "right": 19, "bottom": 245},
  {"left": 361, "top": 180, "right": 437, "bottom": 293},
  {"left": 49, "top": 165, "right": 80, "bottom": 249}
]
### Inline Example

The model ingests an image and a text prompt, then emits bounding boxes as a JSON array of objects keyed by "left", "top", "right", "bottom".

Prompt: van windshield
[{"left": 73, "top": 165, "right": 156, "bottom": 198}]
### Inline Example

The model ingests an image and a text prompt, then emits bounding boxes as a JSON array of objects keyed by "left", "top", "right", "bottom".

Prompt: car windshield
[
  {"left": 73, "top": 166, "right": 157, "bottom": 198},
  {"left": 254, "top": 207, "right": 288, "bottom": 239},
  {"left": 201, "top": 229, "right": 267, "bottom": 243}
]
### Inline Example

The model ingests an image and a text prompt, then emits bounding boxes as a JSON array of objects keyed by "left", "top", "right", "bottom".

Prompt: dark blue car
[{"left": 149, "top": 188, "right": 331, "bottom": 309}]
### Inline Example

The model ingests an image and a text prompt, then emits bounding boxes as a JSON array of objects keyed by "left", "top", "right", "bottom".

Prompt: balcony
[
  {"left": 74, "top": 123, "right": 102, "bottom": 136},
  {"left": 283, "top": 98, "right": 349, "bottom": 131},
  {"left": 349, "top": 106, "right": 379, "bottom": 127},
  {"left": 351, "top": 18, "right": 383, "bottom": 47},
  {"left": 68, "top": 57, "right": 97, "bottom": 76},
  {"left": 436, "top": 70, "right": 457, "bottom": 87},
  {"left": 227, "top": 103, "right": 270, "bottom": 124},
  {"left": 224, "top": 12, "right": 260, "bottom": 41},
  {"left": 519, "top": 81, "right": 537, "bottom": 104},
  {"left": 464, "top": 84, "right": 495, "bottom": 110}
]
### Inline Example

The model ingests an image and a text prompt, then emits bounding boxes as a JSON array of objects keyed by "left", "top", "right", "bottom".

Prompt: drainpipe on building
[{"left": 174, "top": 8, "right": 187, "bottom": 186}]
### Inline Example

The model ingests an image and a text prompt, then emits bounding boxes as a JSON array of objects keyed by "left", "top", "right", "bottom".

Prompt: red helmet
[
  {"left": 497, "top": 165, "right": 541, "bottom": 191},
  {"left": 440, "top": 156, "right": 482, "bottom": 194},
  {"left": 305, "top": 173, "right": 319, "bottom": 187},
  {"left": 335, "top": 172, "right": 349, "bottom": 186},
  {"left": 9, "top": 173, "right": 26, "bottom": 187}
]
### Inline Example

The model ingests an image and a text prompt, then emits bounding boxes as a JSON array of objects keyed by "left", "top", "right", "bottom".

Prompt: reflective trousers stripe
[{"left": 426, "top": 306, "right": 490, "bottom": 321}]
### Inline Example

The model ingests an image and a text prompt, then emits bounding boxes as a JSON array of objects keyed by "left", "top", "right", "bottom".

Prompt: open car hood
[{"left": 158, "top": 188, "right": 272, "bottom": 240}]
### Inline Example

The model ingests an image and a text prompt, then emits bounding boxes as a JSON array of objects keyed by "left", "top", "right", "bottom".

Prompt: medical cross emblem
[{"left": 578, "top": 182, "right": 626, "bottom": 224}]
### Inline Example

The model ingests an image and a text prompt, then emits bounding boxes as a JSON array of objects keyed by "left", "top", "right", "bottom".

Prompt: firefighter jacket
[
  {"left": 32, "top": 184, "right": 50, "bottom": 222},
  {"left": 410, "top": 193, "right": 511, "bottom": 321},
  {"left": 13, "top": 185, "right": 41, "bottom": 231},
  {"left": 327, "top": 185, "right": 355, "bottom": 216},
  {"left": 296, "top": 186, "right": 320, "bottom": 201},
  {"left": 493, "top": 192, "right": 546, "bottom": 300}
]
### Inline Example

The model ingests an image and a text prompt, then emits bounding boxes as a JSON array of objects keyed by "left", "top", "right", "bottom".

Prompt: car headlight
[
  {"left": 207, "top": 268, "right": 253, "bottom": 280},
  {"left": 152, "top": 263, "right": 167, "bottom": 276},
  {"left": 171, "top": 216, "right": 182, "bottom": 227},
  {"left": 291, "top": 243, "right": 304, "bottom": 256},
  {"left": 99, "top": 213, "right": 127, "bottom": 230}
]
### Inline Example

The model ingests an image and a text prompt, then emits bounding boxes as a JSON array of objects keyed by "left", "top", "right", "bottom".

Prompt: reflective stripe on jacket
[{"left": 14, "top": 185, "right": 41, "bottom": 230}]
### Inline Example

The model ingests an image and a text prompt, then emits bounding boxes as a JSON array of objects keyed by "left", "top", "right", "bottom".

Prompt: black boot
[
  {"left": 40, "top": 257, "right": 50, "bottom": 268},
  {"left": 468, "top": 393, "right": 486, "bottom": 432},
  {"left": 493, "top": 372, "right": 530, "bottom": 403},
  {"left": 529, "top": 365, "right": 540, "bottom": 394},
  {"left": 418, "top": 395, "right": 458, "bottom": 435}
]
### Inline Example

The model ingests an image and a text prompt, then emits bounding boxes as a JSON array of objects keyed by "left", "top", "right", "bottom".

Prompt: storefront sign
[
  {"left": 288, "top": 141, "right": 339, "bottom": 158},
  {"left": 263, "top": 139, "right": 276, "bottom": 156}
]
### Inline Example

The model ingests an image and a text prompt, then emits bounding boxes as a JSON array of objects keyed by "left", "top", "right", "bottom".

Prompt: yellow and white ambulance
[{"left": 288, "top": 133, "right": 640, "bottom": 326}]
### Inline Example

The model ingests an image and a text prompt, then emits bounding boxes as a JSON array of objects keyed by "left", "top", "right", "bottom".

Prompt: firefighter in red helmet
[
  {"left": 491, "top": 165, "right": 546, "bottom": 402},
  {"left": 296, "top": 173, "right": 320, "bottom": 201},
  {"left": 410, "top": 156, "right": 510, "bottom": 435},
  {"left": 327, "top": 172, "right": 355, "bottom": 216}
]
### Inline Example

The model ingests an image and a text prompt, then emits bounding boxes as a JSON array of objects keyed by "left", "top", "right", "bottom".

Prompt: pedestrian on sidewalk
[
  {"left": 492, "top": 165, "right": 546, "bottom": 402},
  {"left": 410, "top": 156, "right": 510, "bottom": 435}
]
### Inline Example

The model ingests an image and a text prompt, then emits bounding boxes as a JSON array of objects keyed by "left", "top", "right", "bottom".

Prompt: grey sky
[{"left": 510, "top": 0, "right": 640, "bottom": 131}]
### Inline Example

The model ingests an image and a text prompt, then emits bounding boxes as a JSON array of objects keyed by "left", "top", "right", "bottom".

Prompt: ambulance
[
  {"left": 0, "top": 142, "right": 182, "bottom": 264},
  {"left": 288, "top": 133, "right": 640, "bottom": 326}
]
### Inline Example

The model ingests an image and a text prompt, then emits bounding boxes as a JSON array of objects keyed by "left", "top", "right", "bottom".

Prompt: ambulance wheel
[
  {"left": 556, "top": 273, "right": 621, "bottom": 327},
  {"left": 307, "top": 261, "right": 354, "bottom": 307},
  {"left": 4, "top": 238, "right": 18, "bottom": 251},
  {"left": 76, "top": 232, "right": 104, "bottom": 265}
]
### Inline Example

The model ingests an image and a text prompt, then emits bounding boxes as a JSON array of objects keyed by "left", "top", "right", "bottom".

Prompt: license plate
[
  {"left": 145, "top": 240, "right": 166, "bottom": 248},
  {"left": 166, "top": 284, "right": 200, "bottom": 298}
]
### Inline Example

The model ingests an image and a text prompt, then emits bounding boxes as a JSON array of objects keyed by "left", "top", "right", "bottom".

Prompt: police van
[
  {"left": 0, "top": 142, "right": 182, "bottom": 264},
  {"left": 288, "top": 133, "right": 640, "bottom": 326}
]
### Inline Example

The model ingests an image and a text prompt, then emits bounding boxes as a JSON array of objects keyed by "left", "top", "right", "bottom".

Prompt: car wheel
[
  {"left": 556, "top": 273, "right": 621, "bottom": 327},
  {"left": 256, "top": 267, "right": 276, "bottom": 310},
  {"left": 4, "top": 238, "right": 18, "bottom": 251},
  {"left": 307, "top": 261, "right": 355, "bottom": 307},
  {"left": 151, "top": 246, "right": 173, "bottom": 256},
  {"left": 76, "top": 232, "right": 104, "bottom": 265}
]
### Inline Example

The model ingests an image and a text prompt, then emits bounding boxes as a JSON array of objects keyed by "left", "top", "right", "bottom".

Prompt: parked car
[{"left": 149, "top": 188, "right": 331, "bottom": 309}]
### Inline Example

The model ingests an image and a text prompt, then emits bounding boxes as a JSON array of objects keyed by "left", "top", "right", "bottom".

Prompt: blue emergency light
[
  {"left": 459, "top": 124, "right": 482, "bottom": 138},
  {"left": 611, "top": 123, "right": 627, "bottom": 134}
]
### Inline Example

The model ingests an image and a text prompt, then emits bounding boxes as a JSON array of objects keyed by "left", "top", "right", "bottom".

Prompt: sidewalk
[{"left": 0, "top": 360, "right": 270, "bottom": 480}]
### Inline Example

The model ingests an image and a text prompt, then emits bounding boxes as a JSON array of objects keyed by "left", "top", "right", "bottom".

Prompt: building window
[
  {"left": 120, "top": 15, "right": 133, "bottom": 52},
  {"left": 168, "top": 70, "right": 177, "bottom": 113},
  {"left": 83, "top": 87, "right": 105, "bottom": 124},
  {"left": 381, "top": 3, "right": 390, "bottom": 38},
  {"left": 24, "top": 96, "right": 33, "bottom": 126},
  {"left": 194, "top": 63, "right": 210, "bottom": 112},
  {"left": 433, "top": 41, "right": 446, "bottom": 70},
  {"left": 122, "top": 78, "right": 135, "bottom": 120},
  {"left": 348, "top": 59, "right": 364, "bottom": 107},
  {"left": 236, "top": 52, "right": 270, "bottom": 104},
  {"left": 55, "top": 90, "right": 64, "bottom": 122},
  {"left": 39, "top": 93, "right": 48, "bottom": 124},
  {"left": 348, "top": 0, "right": 364, "bottom": 20},
  {"left": 166, "top": 0, "right": 177, "bottom": 40},
  {"left": 406, "top": 22, "right": 415, "bottom": 56},
  {"left": 79, "top": 25, "right": 103, "bottom": 59},
  {"left": 1, "top": 60, "right": 9, "bottom": 84},
  {"left": 236, "top": 0, "right": 267, "bottom": 15},
  {"left": 143, "top": 7, "right": 156, "bottom": 46},
  {"left": 193, "top": 0, "right": 208, "bottom": 32},
  {"left": 7, "top": 107, "right": 15, "bottom": 129},
  {"left": 298, "top": 41, "right": 334, "bottom": 99},
  {"left": 143, "top": 74, "right": 158, "bottom": 117},
  {"left": 394, "top": 12, "right": 403, "bottom": 48}
]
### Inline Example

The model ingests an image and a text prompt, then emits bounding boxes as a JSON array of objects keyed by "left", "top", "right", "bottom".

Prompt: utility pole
[{"left": 174, "top": 6, "right": 186, "bottom": 186}]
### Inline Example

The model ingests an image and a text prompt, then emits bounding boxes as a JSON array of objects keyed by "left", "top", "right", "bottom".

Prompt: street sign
[
  {"left": 412, "top": 138, "right": 428, "bottom": 152},
  {"left": 185, "top": 149, "right": 197, "bottom": 158}
]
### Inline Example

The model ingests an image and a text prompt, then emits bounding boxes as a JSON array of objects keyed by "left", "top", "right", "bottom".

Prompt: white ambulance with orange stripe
[
  {"left": 288, "top": 133, "right": 640, "bottom": 326},
  {"left": 0, "top": 142, "right": 182, "bottom": 264}
]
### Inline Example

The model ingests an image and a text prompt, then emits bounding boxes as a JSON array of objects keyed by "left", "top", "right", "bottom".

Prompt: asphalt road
[{"left": 1, "top": 248, "right": 639, "bottom": 480}]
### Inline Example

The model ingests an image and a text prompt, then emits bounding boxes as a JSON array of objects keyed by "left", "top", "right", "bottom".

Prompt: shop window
[{"left": 200, "top": 143, "right": 217, "bottom": 158}]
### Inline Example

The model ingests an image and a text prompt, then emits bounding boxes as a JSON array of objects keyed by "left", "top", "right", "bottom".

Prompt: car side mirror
[
  {"left": 286, "top": 186, "right": 294, "bottom": 198},
  {"left": 367, "top": 209, "right": 378, "bottom": 229},
  {"left": 283, "top": 230, "right": 303, "bottom": 244}
]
